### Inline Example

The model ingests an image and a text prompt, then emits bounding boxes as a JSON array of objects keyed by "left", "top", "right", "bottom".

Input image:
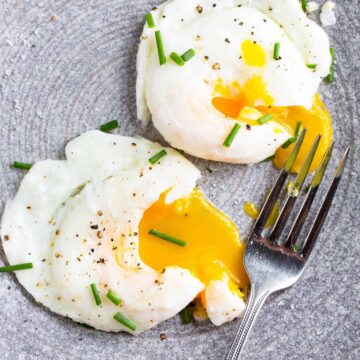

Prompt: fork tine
[
  {"left": 286, "top": 141, "right": 334, "bottom": 247},
  {"left": 251, "top": 129, "right": 306, "bottom": 236},
  {"left": 269, "top": 135, "right": 321, "bottom": 243},
  {"left": 301, "top": 147, "right": 350, "bottom": 257}
]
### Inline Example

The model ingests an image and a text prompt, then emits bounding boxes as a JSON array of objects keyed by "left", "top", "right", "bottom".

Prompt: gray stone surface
[{"left": 0, "top": 1, "right": 359, "bottom": 359}]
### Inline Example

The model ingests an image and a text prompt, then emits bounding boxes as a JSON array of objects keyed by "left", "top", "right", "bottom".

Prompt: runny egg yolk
[
  {"left": 138, "top": 189, "right": 249, "bottom": 303},
  {"left": 212, "top": 78, "right": 332, "bottom": 173}
]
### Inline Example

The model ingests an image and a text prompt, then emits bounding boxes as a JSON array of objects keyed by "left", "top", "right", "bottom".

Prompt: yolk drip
[
  {"left": 212, "top": 77, "right": 332, "bottom": 173},
  {"left": 138, "top": 189, "right": 249, "bottom": 302},
  {"left": 241, "top": 40, "right": 266, "bottom": 67}
]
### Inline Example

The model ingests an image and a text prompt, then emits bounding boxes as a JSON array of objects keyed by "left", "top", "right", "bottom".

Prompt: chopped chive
[
  {"left": 99, "top": 120, "right": 119, "bottom": 132},
  {"left": 273, "top": 42, "right": 280, "bottom": 60},
  {"left": 257, "top": 113, "right": 273, "bottom": 125},
  {"left": 282, "top": 121, "right": 302, "bottom": 149},
  {"left": 306, "top": 64, "right": 317, "bottom": 70},
  {"left": 181, "top": 49, "right": 195, "bottom": 62},
  {"left": 301, "top": 0, "right": 307, "bottom": 12},
  {"left": 106, "top": 289, "right": 122, "bottom": 305},
  {"left": 294, "top": 121, "right": 302, "bottom": 139},
  {"left": 281, "top": 137, "right": 296, "bottom": 149},
  {"left": 12, "top": 161, "right": 32, "bottom": 170},
  {"left": 113, "top": 312, "right": 137, "bottom": 331},
  {"left": 155, "top": 30, "right": 166, "bottom": 65},
  {"left": 148, "top": 149, "right": 167, "bottom": 164},
  {"left": 90, "top": 283, "right": 101, "bottom": 306},
  {"left": 170, "top": 52, "right": 185, "bottom": 66},
  {"left": 145, "top": 13, "right": 155, "bottom": 28},
  {"left": 180, "top": 306, "right": 192, "bottom": 324},
  {"left": 259, "top": 155, "right": 275, "bottom": 163},
  {"left": 148, "top": 229, "right": 187, "bottom": 247},
  {"left": 223, "top": 123, "right": 241, "bottom": 147},
  {"left": 293, "top": 243, "right": 300, "bottom": 252},
  {"left": 0, "top": 263, "right": 33, "bottom": 272},
  {"left": 325, "top": 47, "right": 335, "bottom": 83}
]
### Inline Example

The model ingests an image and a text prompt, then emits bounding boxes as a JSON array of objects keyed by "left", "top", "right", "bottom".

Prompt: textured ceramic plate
[{"left": 0, "top": 1, "right": 359, "bottom": 359}]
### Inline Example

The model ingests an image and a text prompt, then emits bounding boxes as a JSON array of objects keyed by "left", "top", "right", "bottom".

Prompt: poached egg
[
  {"left": 137, "top": 0, "right": 333, "bottom": 171},
  {"left": 1, "top": 131, "right": 248, "bottom": 333}
]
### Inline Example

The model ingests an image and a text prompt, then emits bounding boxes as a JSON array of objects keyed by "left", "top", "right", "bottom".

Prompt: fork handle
[{"left": 225, "top": 286, "right": 271, "bottom": 360}]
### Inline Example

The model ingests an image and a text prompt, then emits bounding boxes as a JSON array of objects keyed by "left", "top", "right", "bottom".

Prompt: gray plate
[{"left": 0, "top": 1, "right": 359, "bottom": 359}]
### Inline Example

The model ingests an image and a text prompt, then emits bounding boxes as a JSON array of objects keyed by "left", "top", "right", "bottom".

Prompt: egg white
[
  {"left": 136, "top": 0, "right": 331, "bottom": 163},
  {"left": 206, "top": 279, "right": 246, "bottom": 326},
  {"left": 1, "top": 131, "right": 245, "bottom": 333}
]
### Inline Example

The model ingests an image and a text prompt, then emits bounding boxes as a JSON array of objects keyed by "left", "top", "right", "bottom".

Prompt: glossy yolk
[
  {"left": 241, "top": 39, "right": 266, "bottom": 67},
  {"left": 212, "top": 78, "right": 332, "bottom": 173},
  {"left": 138, "top": 189, "right": 249, "bottom": 303}
]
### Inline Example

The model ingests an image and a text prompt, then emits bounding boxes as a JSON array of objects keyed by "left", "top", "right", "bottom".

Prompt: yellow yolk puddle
[
  {"left": 212, "top": 77, "right": 332, "bottom": 173},
  {"left": 138, "top": 189, "right": 249, "bottom": 304},
  {"left": 241, "top": 40, "right": 266, "bottom": 67}
]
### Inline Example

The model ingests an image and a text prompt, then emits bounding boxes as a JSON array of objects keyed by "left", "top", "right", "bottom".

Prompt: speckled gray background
[{"left": 0, "top": 1, "right": 359, "bottom": 359}]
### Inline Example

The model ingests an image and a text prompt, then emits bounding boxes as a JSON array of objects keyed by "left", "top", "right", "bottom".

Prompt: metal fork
[{"left": 226, "top": 129, "right": 350, "bottom": 360}]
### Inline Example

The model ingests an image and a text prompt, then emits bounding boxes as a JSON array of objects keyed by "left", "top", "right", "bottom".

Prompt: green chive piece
[
  {"left": 306, "top": 64, "right": 317, "bottom": 70},
  {"left": 257, "top": 113, "right": 273, "bottom": 125},
  {"left": 148, "top": 149, "right": 167, "bottom": 164},
  {"left": 223, "top": 123, "right": 241, "bottom": 147},
  {"left": 259, "top": 155, "right": 275, "bottom": 163},
  {"left": 181, "top": 49, "right": 195, "bottom": 62},
  {"left": 0, "top": 263, "right": 33, "bottom": 272},
  {"left": 90, "top": 283, "right": 101, "bottom": 306},
  {"left": 113, "top": 312, "right": 137, "bottom": 331},
  {"left": 281, "top": 121, "right": 302, "bottom": 149},
  {"left": 99, "top": 120, "right": 119, "bottom": 132},
  {"left": 293, "top": 243, "right": 300, "bottom": 252},
  {"left": 281, "top": 137, "right": 296, "bottom": 149},
  {"left": 301, "top": 0, "right": 307, "bottom": 12},
  {"left": 273, "top": 42, "right": 280, "bottom": 60},
  {"left": 12, "top": 161, "right": 32, "bottom": 170},
  {"left": 325, "top": 47, "right": 335, "bottom": 83},
  {"left": 170, "top": 52, "right": 185, "bottom": 66},
  {"left": 180, "top": 306, "right": 192, "bottom": 324},
  {"left": 155, "top": 30, "right": 166, "bottom": 65},
  {"left": 106, "top": 289, "right": 122, "bottom": 305},
  {"left": 148, "top": 229, "right": 187, "bottom": 247},
  {"left": 294, "top": 121, "right": 302, "bottom": 139},
  {"left": 283, "top": 129, "right": 306, "bottom": 172},
  {"left": 145, "top": 13, "right": 155, "bottom": 28}
]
